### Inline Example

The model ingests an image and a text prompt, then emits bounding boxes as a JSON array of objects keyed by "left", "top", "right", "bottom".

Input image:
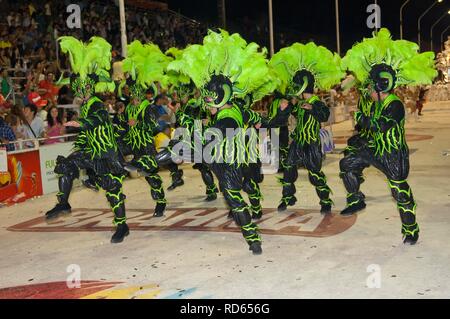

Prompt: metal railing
[{"left": 1, "top": 133, "right": 77, "bottom": 154}]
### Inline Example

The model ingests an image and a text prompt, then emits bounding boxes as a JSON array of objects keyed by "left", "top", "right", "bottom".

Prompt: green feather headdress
[
  {"left": 122, "top": 40, "right": 172, "bottom": 90},
  {"left": 251, "top": 65, "right": 282, "bottom": 102},
  {"left": 165, "top": 47, "right": 192, "bottom": 90},
  {"left": 58, "top": 36, "right": 115, "bottom": 93},
  {"left": 341, "top": 28, "right": 437, "bottom": 90},
  {"left": 167, "top": 29, "right": 276, "bottom": 106},
  {"left": 270, "top": 42, "right": 344, "bottom": 96}
]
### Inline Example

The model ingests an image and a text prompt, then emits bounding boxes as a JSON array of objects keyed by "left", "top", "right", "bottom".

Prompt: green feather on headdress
[
  {"left": 251, "top": 65, "right": 281, "bottom": 102},
  {"left": 122, "top": 40, "right": 172, "bottom": 90},
  {"left": 165, "top": 47, "right": 184, "bottom": 60},
  {"left": 270, "top": 42, "right": 345, "bottom": 95},
  {"left": 58, "top": 36, "right": 115, "bottom": 93},
  {"left": 167, "top": 29, "right": 276, "bottom": 104},
  {"left": 59, "top": 36, "right": 112, "bottom": 79},
  {"left": 165, "top": 47, "right": 191, "bottom": 89},
  {"left": 341, "top": 28, "right": 437, "bottom": 89}
]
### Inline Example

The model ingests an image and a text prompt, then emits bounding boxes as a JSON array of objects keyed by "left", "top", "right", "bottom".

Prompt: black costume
[
  {"left": 46, "top": 96, "right": 129, "bottom": 243},
  {"left": 119, "top": 98, "right": 167, "bottom": 217},
  {"left": 339, "top": 28, "right": 437, "bottom": 244},
  {"left": 271, "top": 95, "right": 333, "bottom": 213}
]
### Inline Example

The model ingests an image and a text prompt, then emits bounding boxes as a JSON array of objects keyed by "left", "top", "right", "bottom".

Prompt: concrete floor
[{"left": 1, "top": 101, "right": 450, "bottom": 299}]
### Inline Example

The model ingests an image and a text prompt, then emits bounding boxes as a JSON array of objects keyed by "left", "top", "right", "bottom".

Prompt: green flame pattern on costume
[
  {"left": 77, "top": 96, "right": 118, "bottom": 159},
  {"left": 122, "top": 100, "right": 158, "bottom": 150}
]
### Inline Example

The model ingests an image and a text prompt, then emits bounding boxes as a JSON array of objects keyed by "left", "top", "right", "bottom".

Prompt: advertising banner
[
  {"left": 0, "top": 150, "right": 43, "bottom": 206},
  {"left": 39, "top": 142, "right": 74, "bottom": 194}
]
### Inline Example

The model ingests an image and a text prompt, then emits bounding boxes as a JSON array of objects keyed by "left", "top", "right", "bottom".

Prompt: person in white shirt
[{"left": 22, "top": 104, "right": 45, "bottom": 139}]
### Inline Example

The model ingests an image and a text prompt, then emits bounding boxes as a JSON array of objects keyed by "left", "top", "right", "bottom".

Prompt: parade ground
[{"left": 1, "top": 101, "right": 449, "bottom": 299}]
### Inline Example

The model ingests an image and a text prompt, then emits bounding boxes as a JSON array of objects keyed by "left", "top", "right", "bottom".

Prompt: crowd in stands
[
  {"left": 0, "top": 0, "right": 207, "bottom": 151},
  {"left": 0, "top": 0, "right": 205, "bottom": 70}
]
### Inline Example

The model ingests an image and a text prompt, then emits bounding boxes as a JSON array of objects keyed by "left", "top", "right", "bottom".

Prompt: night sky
[{"left": 165, "top": 0, "right": 450, "bottom": 53}]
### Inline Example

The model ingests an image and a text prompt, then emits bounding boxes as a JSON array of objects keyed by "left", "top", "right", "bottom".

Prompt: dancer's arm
[
  {"left": 303, "top": 96, "right": 330, "bottom": 123},
  {"left": 73, "top": 102, "right": 110, "bottom": 131},
  {"left": 264, "top": 98, "right": 291, "bottom": 128}
]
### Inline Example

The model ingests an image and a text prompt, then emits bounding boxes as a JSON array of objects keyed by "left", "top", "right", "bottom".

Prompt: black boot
[
  {"left": 111, "top": 223, "right": 129, "bottom": 243},
  {"left": 403, "top": 233, "right": 419, "bottom": 245},
  {"left": 153, "top": 202, "right": 166, "bottom": 217},
  {"left": 402, "top": 224, "right": 419, "bottom": 245},
  {"left": 45, "top": 203, "right": 72, "bottom": 220},
  {"left": 167, "top": 178, "right": 184, "bottom": 191},
  {"left": 249, "top": 241, "right": 262, "bottom": 255},
  {"left": 227, "top": 209, "right": 234, "bottom": 219},
  {"left": 340, "top": 201, "right": 366, "bottom": 216},
  {"left": 277, "top": 196, "right": 297, "bottom": 212},
  {"left": 320, "top": 204, "right": 332, "bottom": 214},
  {"left": 204, "top": 193, "right": 217, "bottom": 202}
]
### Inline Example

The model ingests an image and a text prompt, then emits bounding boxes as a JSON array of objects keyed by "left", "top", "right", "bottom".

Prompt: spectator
[
  {"left": 153, "top": 94, "right": 168, "bottom": 119},
  {"left": 45, "top": 106, "right": 65, "bottom": 144},
  {"left": 22, "top": 103, "right": 45, "bottom": 139},
  {"left": 0, "top": 68, "right": 11, "bottom": 98},
  {"left": 417, "top": 86, "right": 429, "bottom": 116},
  {"left": 0, "top": 116, "right": 16, "bottom": 151},
  {"left": 154, "top": 122, "right": 173, "bottom": 152},
  {"left": 27, "top": 90, "right": 48, "bottom": 120},
  {"left": 39, "top": 72, "right": 59, "bottom": 105},
  {"left": 57, "top": 85, "right": 72, "bottom": 104},
  {"left": 5, "top": 113, "right": 26, "bottom": 141}
]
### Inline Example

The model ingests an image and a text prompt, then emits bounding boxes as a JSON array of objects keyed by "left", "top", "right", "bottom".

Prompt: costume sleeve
[
  {"left": 113, "top": 113, "right": 128, "bottom": 137},
  {"left": 78, "top": 102, "right": 110, "bottom": 131},
  {"left": 307, "top": 96, "right": 330, "bottom": 123},
  {"left": 264, "top": 103, "right": 293, "bottom": 128},
  {"left": 144, "top": 106, "right": 161, "bottom": 136}
]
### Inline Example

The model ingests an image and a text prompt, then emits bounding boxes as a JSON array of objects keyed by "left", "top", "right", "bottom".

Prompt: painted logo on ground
[
  {"left": 0, "top": 281, "right": 206, "bottom": 299},
  {"left": 8, "top": 207, "right": 357, "bottom": 237}
]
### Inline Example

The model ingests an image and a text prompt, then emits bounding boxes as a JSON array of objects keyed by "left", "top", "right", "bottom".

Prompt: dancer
[
  {"left": 164, "top": 47, "right": 219, "bottom": 201},
  {"left": 339, "top": 28, "right": 437, "bottom": 244},
  {"left": 45, "top": 36, "right": 130, "bottom": 243},
  {"left": 269, "top": 42, "right": 345, "bottom": 213},
  {"left": 267, "top": 93, "right": 290, "bottom": 173},
  {"left": 168, "top": 29, "right": 276, "bottom": 254},
  {"left": 119, "top": 40, "right": 172, "bottom": 217}
]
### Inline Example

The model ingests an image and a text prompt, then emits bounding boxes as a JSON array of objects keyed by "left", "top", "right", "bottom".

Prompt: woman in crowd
[{"left": 45, "top": 106, "right": 64, "bottom": 144}]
